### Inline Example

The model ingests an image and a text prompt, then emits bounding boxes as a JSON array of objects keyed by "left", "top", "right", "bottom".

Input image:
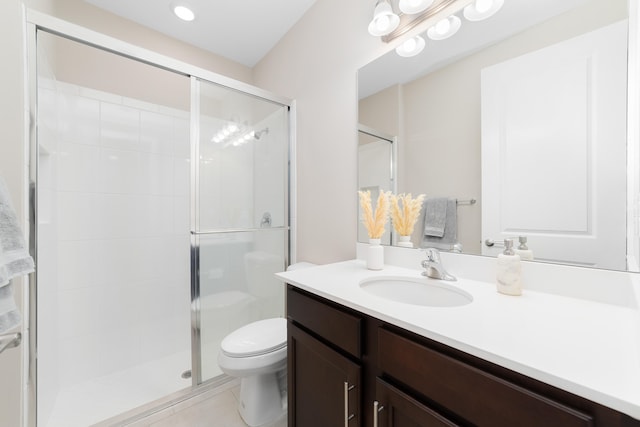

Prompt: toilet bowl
[
  {"left": 217, "top": 261, "right": 316, "bottom": 426},
  {"left": 218, "top": 317, "right": 288, "bottom": 426}
]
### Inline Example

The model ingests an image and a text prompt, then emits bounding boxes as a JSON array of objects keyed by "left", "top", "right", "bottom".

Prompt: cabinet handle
[
  {"left": 344, "top": 382, "right": 355, "bottom": 426},
  {"left": 373, "top": 400, "right": 384, "bottom": 427}
]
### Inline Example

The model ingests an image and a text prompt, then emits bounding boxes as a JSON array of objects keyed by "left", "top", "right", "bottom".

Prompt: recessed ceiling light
[{"left": 173, "top": 5, "right": 195, "bottom": 21}]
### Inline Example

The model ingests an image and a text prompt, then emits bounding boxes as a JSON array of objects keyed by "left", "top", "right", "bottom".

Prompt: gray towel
[
  {"left": 0, "top": 177, "right": 34, "bottom": 333},
  {"left": 421, "top": 198, "right": 458, "bottom": 250},
  {"left": 423, "top": 197, "right": 448, "bottom": 237},
  {"left": 0, "top": 285, "right": 21, "bottom": 333}
]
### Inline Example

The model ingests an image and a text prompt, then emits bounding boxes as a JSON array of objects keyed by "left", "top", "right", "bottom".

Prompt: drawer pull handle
[
  {"left": 373, "top": 400, "right": 384, "bottom": 427},
  {"left": 344, "top": 382, "right": 356, "bottom": 426}
]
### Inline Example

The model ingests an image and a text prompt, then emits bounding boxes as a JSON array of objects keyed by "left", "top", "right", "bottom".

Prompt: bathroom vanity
[{"left": 277, "top": 259, "right": 640, "bottom": 427}]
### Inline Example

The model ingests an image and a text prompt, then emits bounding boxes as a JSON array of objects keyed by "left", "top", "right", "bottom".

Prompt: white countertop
[{"left": 276, "top": 259, "right": 640, "bottom": 420}]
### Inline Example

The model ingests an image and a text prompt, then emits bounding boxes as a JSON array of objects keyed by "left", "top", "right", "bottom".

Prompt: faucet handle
[{"left": 424, "top": 247, "right": 441, "bottom": 262}]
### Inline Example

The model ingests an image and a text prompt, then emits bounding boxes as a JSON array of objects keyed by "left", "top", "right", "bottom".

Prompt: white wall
[{"left": 253, "top": 0, "right": 392, "bottom": 264}]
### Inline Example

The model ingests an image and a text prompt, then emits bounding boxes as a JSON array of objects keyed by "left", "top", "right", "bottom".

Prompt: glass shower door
[{"left": 191, "top": 78, "right": 290, "bottom": 383}]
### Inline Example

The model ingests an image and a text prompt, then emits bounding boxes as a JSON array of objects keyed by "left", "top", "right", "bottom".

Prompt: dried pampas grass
[
  {"left": 358, "top": 190, "right": 391, "bottom": 239},
  {"left": 390, "top": 193, "right": 426, "bottom": 236}
]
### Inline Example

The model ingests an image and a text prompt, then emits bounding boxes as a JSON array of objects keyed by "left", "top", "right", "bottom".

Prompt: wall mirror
[{"left": 358, "top": 0, "right": 639, "bottom": 272}]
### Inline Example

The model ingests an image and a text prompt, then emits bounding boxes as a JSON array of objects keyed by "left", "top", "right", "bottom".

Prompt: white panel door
[{"left": 481, "top": 21, "right": 627, "bottom": 270}]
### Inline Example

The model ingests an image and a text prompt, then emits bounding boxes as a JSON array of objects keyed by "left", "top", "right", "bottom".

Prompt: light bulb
[
  {"left": 399, "top": 0, "right": 433, "bottom": 15},
  {"left": 463, "top": 0, "right": 503, "bottom": 21},
  {"left": 395, "top": 35, "right": 425, "bottom": 57},
  {"left": 435, "top": 18, "right": 451, "bottom": 35},
  {"left": 368, "top": 1, "right": 400, "bottom": 36},
  {"left": 403, "top": 38, "right": 417, "bottom": 51},
  {"left": 475, "top": 0, "right": 492, "bottom": 14},
  {"left": 375, "top": 15, "right": 391, "bottom": 32}
]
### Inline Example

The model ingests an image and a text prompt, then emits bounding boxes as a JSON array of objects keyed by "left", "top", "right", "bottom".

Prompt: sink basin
[{"left": 359, "top": 276, "right": 473, "bottom": 307}]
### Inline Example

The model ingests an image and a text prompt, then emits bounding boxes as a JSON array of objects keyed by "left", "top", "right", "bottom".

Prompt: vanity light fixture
[
  {"left": 395, "top": 35, "right": 426, "bottom": 57},
  {"left": 172, "top": 4, "right": 195, "bottom": 22},
  {"left": 398, "top": 0, "right": 434, "bottom": 15},
  {"left": 463, "top": 0, "right": 504, "bottom": 22},
  {"left": 426, "top": 15, "right": 461, "bottom": 40},
  {"left": 368, "top": 0, "right": 400, "bottom": 37}
]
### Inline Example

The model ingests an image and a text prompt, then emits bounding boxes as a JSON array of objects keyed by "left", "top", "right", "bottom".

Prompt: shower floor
[{"left": 43, "top": 349, "right": 223, "bottom": 427}]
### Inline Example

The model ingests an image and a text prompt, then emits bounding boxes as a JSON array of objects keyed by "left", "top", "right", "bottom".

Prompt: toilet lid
[{"left": 221, "top": 318, "right": 287, "bottom": 357}]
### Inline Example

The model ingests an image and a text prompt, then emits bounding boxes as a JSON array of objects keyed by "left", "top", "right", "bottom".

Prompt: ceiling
[{"left": 84, "top": 0, "right": 317, "bottom": 67}]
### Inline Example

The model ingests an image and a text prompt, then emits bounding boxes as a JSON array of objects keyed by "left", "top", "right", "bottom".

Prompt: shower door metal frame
[
  {"left": 189, "top": 77, "right": 293, "bottom": 384},
  {"left": 25, "top": 9, "right": 295, "bottom": 426}
]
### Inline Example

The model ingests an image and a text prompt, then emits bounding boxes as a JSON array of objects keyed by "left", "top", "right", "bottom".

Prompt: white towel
[{"left": 0, "top": 177, "right": 34, "bottom": 333}]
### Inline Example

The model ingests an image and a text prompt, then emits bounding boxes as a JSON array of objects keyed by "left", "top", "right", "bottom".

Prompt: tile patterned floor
[{"left": 122, "top": 381, "right": 287, "bottom": 427}]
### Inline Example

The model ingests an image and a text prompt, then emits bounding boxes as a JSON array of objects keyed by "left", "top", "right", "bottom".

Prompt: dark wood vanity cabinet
[
  {"left": 287, "top": 286, "right": 363, "bottom": 426},
  {"left": 288, "top": 323, "right": 361, "bottom": 426},
  {"left": 286, "top": 285, "right": 640, "bottom": 427}
]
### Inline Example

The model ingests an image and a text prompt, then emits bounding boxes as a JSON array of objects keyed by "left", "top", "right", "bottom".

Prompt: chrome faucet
[{"left": 421, "top": 248, "right": 456, "bottom": 281}]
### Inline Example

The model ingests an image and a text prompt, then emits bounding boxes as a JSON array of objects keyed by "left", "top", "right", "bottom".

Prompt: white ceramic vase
[
  {"left": 397, "top": 235, "right": 413, "bottom": 248},
  {"left": 367, "top": 238, "right": 384, "bottom": 270}
]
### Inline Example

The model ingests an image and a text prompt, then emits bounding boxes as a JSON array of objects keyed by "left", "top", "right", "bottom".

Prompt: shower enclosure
[{"left": 28, "top": 13, "right": 292, "bottom": 427}]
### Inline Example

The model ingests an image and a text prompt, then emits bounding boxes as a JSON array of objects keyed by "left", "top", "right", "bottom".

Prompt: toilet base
[{"left": 238, "top": 371, "right": 286, "bottom": 426}]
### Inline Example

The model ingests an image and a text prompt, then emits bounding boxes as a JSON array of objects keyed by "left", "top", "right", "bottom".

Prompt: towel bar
[
  {"left": 456, "top": 198, "right": 476, "bottom": 205},
  {"left": 0, "top": 332, "right": 21, "bottom": 355}
]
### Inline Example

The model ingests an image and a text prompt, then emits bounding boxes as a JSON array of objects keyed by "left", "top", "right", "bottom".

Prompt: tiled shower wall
[{"left": 38, "top": 80, "right": 191, "bottom": 395}]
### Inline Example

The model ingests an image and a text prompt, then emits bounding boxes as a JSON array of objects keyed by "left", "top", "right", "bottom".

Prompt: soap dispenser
[
  {"left": 515, "top": 236, "right": 534, "bottom": 260},
  {"left": 496, "top": 239, "right": 522, "bottom": 296}
]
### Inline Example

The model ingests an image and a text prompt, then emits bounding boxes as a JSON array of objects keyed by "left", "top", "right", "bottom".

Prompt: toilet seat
[{"left": 221, "top": 318, "right": 286, "bottom": 358}]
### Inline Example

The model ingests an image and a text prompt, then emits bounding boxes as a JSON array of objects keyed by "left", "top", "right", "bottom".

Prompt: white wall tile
[
  {"left": 145, "top": 153, "right": 174, "bottom": 196},
  {"left": 58, "top": 333, "right": 102, "bottom": 387},
  {"left": 173, "top": 117, "right": 191, "bottom": 160},
  {"left": 100, "top": 102, "right": 140, "bottom": 151},
  {"left": 173, "top": 158, "right": 190, "bottom": 197},
  {"left": 173, "top": 196, "right": 190, "bottom": 235},
  {"left": 99, "top": 148, "right": 144, "bottom": 194},
  {"left": 144, "top": 195, "right": 174, "bottom": 237},
  {"left": 58, "top": 240, "right": 103, "bottom": 290},
  {"left": 140, "top": 111, "right": 174, "bottom": 155},
  {"left": 57, "top": 287, "right": 94, "bottom": 340},
  {"left": 138, "top": 237, "right": 176, "bottom": 281},
  {"left": 57, "top": 142, "right": 101, "bottom": 193},
  {"left": 58, "top": 92, "right": 101, "bottom": 145},
  {"left": 101, "top": 238, "right": 146, "bottom": 283},
  {"left": 57, "top": 192, "right": 102, "bottom": 241}
]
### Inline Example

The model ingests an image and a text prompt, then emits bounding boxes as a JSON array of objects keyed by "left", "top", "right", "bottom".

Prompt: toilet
[{"left": 217, "top": 261, "right": 316, "bottom": 426}]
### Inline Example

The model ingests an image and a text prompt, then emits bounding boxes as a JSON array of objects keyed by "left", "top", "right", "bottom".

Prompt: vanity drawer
[
  {"left": 287, "top": 286, "right": 362, "bottom": 358},
  {"left": 377, "top": 328, "right": 594, "bottom": 427},
  {"left": 376, "top": 377, "right": 461, "bottom": 427}
]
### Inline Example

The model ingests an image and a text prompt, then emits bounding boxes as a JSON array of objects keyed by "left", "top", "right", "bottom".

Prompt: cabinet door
[
  {"left": 288, "top": 322, "right": 361, "bottom": 427},
  {"left": 374, "top": 378, "right": 460, "bottom": 427}
]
